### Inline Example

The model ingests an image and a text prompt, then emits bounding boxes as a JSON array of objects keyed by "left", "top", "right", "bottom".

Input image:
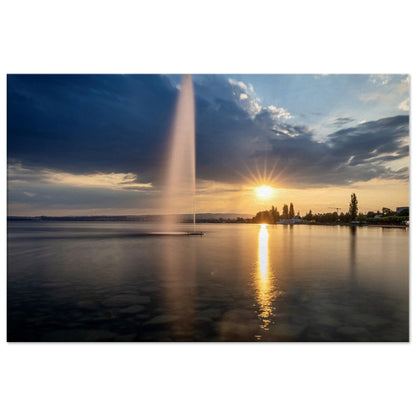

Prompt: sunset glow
[{"left": 7, "top": 74, "right": 409, "bottom": 216}]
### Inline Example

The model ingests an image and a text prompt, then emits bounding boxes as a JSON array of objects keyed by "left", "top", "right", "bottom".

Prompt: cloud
[
  {"left": 228, "top": 81, "right": 291, "bottom": 121},
  {"left": 360, "top": 92, "right": 383, "bottom": 102},
  {"left": 7, "top": 74, "right": 177, "bottom": 183},
  {"left": 196, "top": 90, "right": 408, "bottom": 188},
  {"left": 332, "top": 117, "right": 355, "bottom": 127},
  {"left": 369, "top": 75, "right": 392, "bottom": 86},
  {"left": 397, "top": 75, "right": 410, "bottom": 92},
  {"left": 228, "top": 78, "right": 248, "bottom": 91},
  {"left": 7, "top": 164, "right": 160, "bottom": 214},
  {"left": 398, "top": 97, "right": 409, "bottom": 111},
  {"left": 228, "top": 77, "right": 262, "bottom": 116},
  {"left": 360, "top": 74, "right": 409, "bottom": 106},
  {"left": 267, "top": 105, "right": 293, "bottom": 120},
  {"left": 327, "top": 116, "right": 409, "bottom": 167},
  {"left": 8, "top": 163, "right": 152, "bottom": 191}
]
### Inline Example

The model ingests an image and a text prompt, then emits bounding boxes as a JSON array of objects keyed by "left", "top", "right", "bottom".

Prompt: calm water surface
[{"left": 7, "top": 221, "right": 409, "bottom": 341}]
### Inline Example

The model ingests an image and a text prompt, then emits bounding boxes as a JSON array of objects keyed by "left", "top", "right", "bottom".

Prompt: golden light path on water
[{"left": 255, "top": 224, "right": 277, "bottom": 331}]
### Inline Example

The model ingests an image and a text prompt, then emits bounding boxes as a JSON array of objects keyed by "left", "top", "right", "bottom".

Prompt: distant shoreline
[
  {"left": 5, "top": 216, "right": 254, "bottom": 225},
  {"left": 7, "top": 216, "right": 408, "bottom": 228}
]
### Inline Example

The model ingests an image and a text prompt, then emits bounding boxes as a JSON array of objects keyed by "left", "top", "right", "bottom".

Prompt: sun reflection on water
[{"left": 255, "top": 224, "right": 277, "bottom": 331}]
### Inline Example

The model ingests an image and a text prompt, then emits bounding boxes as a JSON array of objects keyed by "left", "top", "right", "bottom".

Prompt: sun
[{"left": 256, "top": 185, "right": 273, "bottom": 198}]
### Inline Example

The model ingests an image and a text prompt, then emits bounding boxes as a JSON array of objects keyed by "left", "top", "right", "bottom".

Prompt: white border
[{"left": 1, "top": 1, "right": 415, "bottom": 415}]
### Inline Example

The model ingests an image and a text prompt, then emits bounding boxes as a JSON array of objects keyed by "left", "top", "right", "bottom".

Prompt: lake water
[{"left": 7, "top": 221, "right": 409, "bottom": 341}]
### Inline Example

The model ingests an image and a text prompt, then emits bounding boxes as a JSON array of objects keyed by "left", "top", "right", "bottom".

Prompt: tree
[
  {"left": 382, "top": 207, "right": 394, "bottom": 216},
  {"left": 357, "top": 213, "right": 367, "bottom": 222},
  {"left": 349, "top": 193, "right": 358, "bottom": 220},
  {"left": 282, "top": 204, "right": 289, "bottom": 219},
  {"left": 270, "top": 205, "right": 280, "bottom": 222},
  {"left": 289, "top": 203, "right": 295, "bottom": 219},
  {"left": 305, "top": 210, "right": 313, "bottom": 221},
  {"left": 252, "top": 206, "right": 282, "bottom": 224},
  {"left": 252, "top": 210, "right": 272, "bottom": 224}
]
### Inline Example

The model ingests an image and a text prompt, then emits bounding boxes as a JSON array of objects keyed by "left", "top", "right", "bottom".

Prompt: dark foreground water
[{"left": 8, "top": 221, "right": 409, "bottom": 341}]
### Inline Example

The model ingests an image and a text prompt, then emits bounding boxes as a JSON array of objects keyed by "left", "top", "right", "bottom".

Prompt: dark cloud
[
  {"left": 332, "top": 117, "right": 355, "bottom": 127},
  {"left": 7, "top": 74, "right": 177, "bottom": 182},
  {"left": 8, "top": 75, "right": 409, "bottom": 192},
  {"left": 260, "top": 116, "right": 409, "bottom": 187}
]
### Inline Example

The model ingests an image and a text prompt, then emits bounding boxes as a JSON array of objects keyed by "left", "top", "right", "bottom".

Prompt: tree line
[
  {"left": 194, "top": 193, "right": 408, "bottom": 224},
  {"left": 251, "top": 202, "right": 300, "bottom": 224},
  {"left": 249, "top": 193, "right": 409, "bottom": 225}
]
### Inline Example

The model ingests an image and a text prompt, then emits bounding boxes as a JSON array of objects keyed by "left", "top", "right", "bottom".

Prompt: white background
[{"left": 1, "top": 1, "right": 414, "bottom": 415}]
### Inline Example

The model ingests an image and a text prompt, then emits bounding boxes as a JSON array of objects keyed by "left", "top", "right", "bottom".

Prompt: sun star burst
[{"left": 256, "top": 185, "right": 273, "bottom": 198}]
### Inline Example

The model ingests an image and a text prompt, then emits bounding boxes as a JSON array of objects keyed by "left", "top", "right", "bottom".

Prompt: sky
[{"left": 7, "top": 74, "right": 409, "bottom": 217}]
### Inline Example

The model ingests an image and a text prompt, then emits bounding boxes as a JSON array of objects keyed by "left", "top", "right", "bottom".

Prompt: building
[
  {"left": 396, "top": 207, "right": 409, "bottom": 214},
  {"left": 276, "top": 217, "right": 306, "bottom": 225}
]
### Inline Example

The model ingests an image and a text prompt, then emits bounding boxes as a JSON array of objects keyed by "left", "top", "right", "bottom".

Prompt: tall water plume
[{"left": 163, "top": 74, "right": 196, "bottom": 230}]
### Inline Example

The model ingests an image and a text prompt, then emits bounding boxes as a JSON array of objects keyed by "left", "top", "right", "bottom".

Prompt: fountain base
[{"left": 150, "top": 231, "right": 204, "bottom": 236}]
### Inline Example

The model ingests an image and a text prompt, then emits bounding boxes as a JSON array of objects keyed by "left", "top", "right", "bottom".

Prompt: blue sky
[
  {"left": 171, "top": 74, "right": 409, "bottom": 133},
  {"left": 7, "top": 74, "right": 409, "bottom": 216}
]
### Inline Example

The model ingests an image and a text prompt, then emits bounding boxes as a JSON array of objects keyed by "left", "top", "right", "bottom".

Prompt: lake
[{"left": 7, "top": 221, "right": 409, "bottom": 341}]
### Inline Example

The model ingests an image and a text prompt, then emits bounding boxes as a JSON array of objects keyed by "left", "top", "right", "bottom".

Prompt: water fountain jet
[{"left": 163, "top": 74, "right": 202, "bottom": 235}]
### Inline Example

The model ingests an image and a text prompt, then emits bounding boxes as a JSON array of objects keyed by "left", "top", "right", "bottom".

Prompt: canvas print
[{"left": 7, "top": 74, "right": 409, "bottom": 342}]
